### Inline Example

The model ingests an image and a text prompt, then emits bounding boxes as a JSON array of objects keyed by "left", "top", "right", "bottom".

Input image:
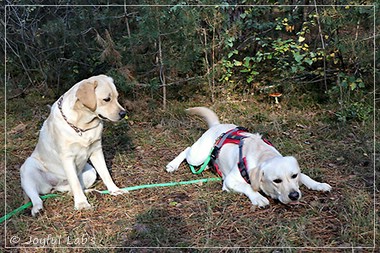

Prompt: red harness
[{"left": 209, "top": 127, "right": 273, "bottom": 184}]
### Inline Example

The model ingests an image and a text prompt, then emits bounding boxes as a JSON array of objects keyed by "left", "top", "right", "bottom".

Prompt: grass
[{"left": 1, "top": 88, "right": 378, "bottom": 252}]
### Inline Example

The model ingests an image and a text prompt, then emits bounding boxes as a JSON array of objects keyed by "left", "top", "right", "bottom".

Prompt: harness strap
[
  {"left": 189, "top": 126, "right": 274, "bottom": 185},
  {"left": 210, "top": 127, "right": 250, "bottom": 181},
  {"left": 211, "top": 126, "right": 248, "bottom": 163},
  {"left": 262, "top": 137, "right": 274, "bottom": 147},
  {"left": 237, "top": 139, "right": 251, "bottom": 184}
]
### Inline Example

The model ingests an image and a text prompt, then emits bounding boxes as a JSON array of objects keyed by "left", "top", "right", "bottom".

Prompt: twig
[
  {"left": 123, "top": 1, "right": 131, "bottom": 39},
  {"left": 202, "top": 28, "right": 214, "bottom": 103},
  {"left": 313, "top": 0, "right": 328, "bottom": 92},
  {"left": 158, "top": 34, "right": 166, "bottom": 110}
]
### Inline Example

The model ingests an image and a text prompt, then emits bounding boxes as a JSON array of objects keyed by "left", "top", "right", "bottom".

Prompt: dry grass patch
[{"left": 1, "top": 91, "right": 378, "bottom": 251}]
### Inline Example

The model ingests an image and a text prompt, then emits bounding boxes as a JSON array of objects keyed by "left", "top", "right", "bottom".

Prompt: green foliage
[
  {"left": 216, "top": 4, "right": 373, "bottom": 123},
  {"left": 3, "top": 2, "right": 375, "bottom": 121},
  {"left": 335, "top": 102, "right": 372, "bottom": 123},
  {"left": 329, "top": 73, "right": 371, "bottom": 122},
  {"left": 221, "top": 34, "right": 322, "bottom": 84},
  {"left": 220, "top": 9, "right": 327, "bottom": 86},
  {"left": 4, "top": 4, "right": 128, "bottom": 93},
  {"left": 123, "top": 4, "right": 204, "bottom": 80}
]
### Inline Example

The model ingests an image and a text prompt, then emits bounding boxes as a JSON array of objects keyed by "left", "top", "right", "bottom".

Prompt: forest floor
[{"left": 1, "top": 87, "right": 378, "bottom": 252}]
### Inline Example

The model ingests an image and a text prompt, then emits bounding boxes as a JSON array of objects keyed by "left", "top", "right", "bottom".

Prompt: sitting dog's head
[
  {"left": 75, "top": 75, "right": 126, "bottom": 122},
  {"left": 250, "top": 156, "right": 302, "bottom": 204}
]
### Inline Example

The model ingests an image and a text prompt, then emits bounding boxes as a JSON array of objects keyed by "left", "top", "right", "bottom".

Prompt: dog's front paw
[
  {"left": 75, "top": 201, "right": 92, "bottom": 210},
  {"left": 314, "top": 182, "right": 332, "bottom": 192},
  {"left": 166, "top": 163, "right": 178, "bottom": 173},
  {"left": 31, "top": 203, "right": 44, "bottom": 217},
  {"left": 109, "top": 187, "right": 128, "bottom": 195},
  {"left": 251, "top": 195, "right": 270, "bottom": 207}
]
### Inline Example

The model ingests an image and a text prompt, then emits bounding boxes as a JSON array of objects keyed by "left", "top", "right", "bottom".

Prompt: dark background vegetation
[
  {"left": 1, "top": 0, "right": 379, "bottom": 251},
  {"left": 2, "top": 0, "right": 377, "bottom": 119}
]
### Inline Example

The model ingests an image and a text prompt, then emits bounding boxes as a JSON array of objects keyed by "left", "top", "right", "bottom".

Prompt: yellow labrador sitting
[
  {"left": 20, "top": 75, "right": 127, "bottom": 216},
  {"left": 166, "top": 107, "right": 332, "bottom": 207}
]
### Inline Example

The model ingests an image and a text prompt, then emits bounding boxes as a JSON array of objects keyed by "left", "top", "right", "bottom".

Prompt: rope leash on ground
[{"left": 0, "top": 177, "right": 221, "bottom": 224}]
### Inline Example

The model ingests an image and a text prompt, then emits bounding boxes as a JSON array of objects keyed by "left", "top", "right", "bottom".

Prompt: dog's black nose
[
  {"left": 288, "top": 191, "right": 300, "bottom": 201},
  {"left": 119, "top": 110, "right": 127, "bottom": 119}
]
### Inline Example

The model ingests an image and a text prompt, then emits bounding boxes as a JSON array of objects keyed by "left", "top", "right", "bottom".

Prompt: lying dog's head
[
  {"left": 250, "top": 156, "right": 302, "bottom": 204},
  {"left": 76, "top": 75, "right": 126, "bottom": 122}
]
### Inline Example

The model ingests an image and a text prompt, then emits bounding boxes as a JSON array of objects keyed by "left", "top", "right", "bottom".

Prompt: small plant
[
  {"left": 335, "top": 101, "right": 372, "bottom": 123},
  {"left": 330, "top": 73, "right": 371, "bottom": 122},
  {"left": 220, "top": 15, "right": 323, "bottom": 89}
]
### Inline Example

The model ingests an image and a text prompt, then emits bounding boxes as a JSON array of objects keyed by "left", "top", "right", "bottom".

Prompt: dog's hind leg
[
  {"left": 185, "top": 145, "right": 212, "bottom": 167},
  {"left": 166, "top": 127, "right": 222, "bottom": 173},
  {"left": 54, "top": 164, "right": 96, "bottom": 194},
  {"left": 79, "top": 163, "right": 97, "bottom": 189},
  {"left": 166, "top": 142, "right": 212, "bottom": 173},
  {"left": 20, "top": 157, "right": 53, "bottom": 216}
]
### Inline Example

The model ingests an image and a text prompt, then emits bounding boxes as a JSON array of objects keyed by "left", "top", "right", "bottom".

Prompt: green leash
[
  {"left": 188, "top": 150, "right": 213, "bottom": 174},
  {"left": 0, "top": 193, "right": 60, "bottom": 224},
  {"left": 0, "top": 177, "right": 221, "bottom": 224}
]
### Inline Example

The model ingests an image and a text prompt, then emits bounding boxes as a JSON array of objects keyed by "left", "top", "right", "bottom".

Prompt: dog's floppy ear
[
  {"left": 249, "top": 167, "right": 263, "bottom": 192},
  {"left": 76, "top": 81, "right": 98, "bottom": 111}
]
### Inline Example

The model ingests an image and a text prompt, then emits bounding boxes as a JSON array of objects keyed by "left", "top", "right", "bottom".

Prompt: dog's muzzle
[{"left": 98, "top": 110, "right": 126, "bottom": 121}]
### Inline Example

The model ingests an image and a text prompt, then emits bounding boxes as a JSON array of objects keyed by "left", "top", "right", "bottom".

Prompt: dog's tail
[{"left": 186, "top": 107, "right": 220, "bottom": 128}]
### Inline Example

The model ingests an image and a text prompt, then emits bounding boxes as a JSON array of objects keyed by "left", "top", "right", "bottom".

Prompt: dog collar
[{"left": 57, "top": 96, "right": 99, "bottom": 136}]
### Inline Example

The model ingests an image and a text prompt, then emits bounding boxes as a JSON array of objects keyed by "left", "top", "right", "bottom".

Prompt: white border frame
[{"left": 3, "top": 2, "right": 377, "bottom": 251}]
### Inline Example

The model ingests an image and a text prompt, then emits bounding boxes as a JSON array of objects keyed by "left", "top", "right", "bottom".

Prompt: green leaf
[
  {"left": 169, "top": 201, "right": 178, "bottom": 206},
  {"left": 298, "top": 36, "right": 306, "bottom": 43},
  {"left": 233, "top": 60, "right": 242, "bottom": 66},
  {"left": 304, "top": 58, "right": 313, "bottom": 65},
  {"left": 243, "top": 57, "right": 252, "bottom": 67},
  {"left": 293, "top": 52, "right": 304, "bottom": 63},
  {"left": 228, "top": 50, "right": 238, "bottom": 58}
]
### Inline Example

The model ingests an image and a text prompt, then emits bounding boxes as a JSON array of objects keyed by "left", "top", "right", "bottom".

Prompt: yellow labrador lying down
[
  {"left": 20, "top": 75, "right": 127, "bottom": 216},
  {"left": 166, "top": 107, "right": 332, "bottom": 207}
]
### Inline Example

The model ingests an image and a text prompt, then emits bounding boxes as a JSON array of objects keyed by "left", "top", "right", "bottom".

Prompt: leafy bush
[
  {"left": 2, "top": 2, "right": 375, "bottom": 119},
  {"left": 329, "top": 73, "right": 372, "bottom": 122}
]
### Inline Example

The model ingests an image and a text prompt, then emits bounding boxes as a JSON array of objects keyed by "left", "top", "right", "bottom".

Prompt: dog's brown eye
[
  {"left": 273, "top": 179, "right": 282, "bottom": 184},
  {"left": 103, "top": 97, "right": 111, "bottom": 102},
  {"left": 291, "top": 174, "right": 298, "bottom": 179}
]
